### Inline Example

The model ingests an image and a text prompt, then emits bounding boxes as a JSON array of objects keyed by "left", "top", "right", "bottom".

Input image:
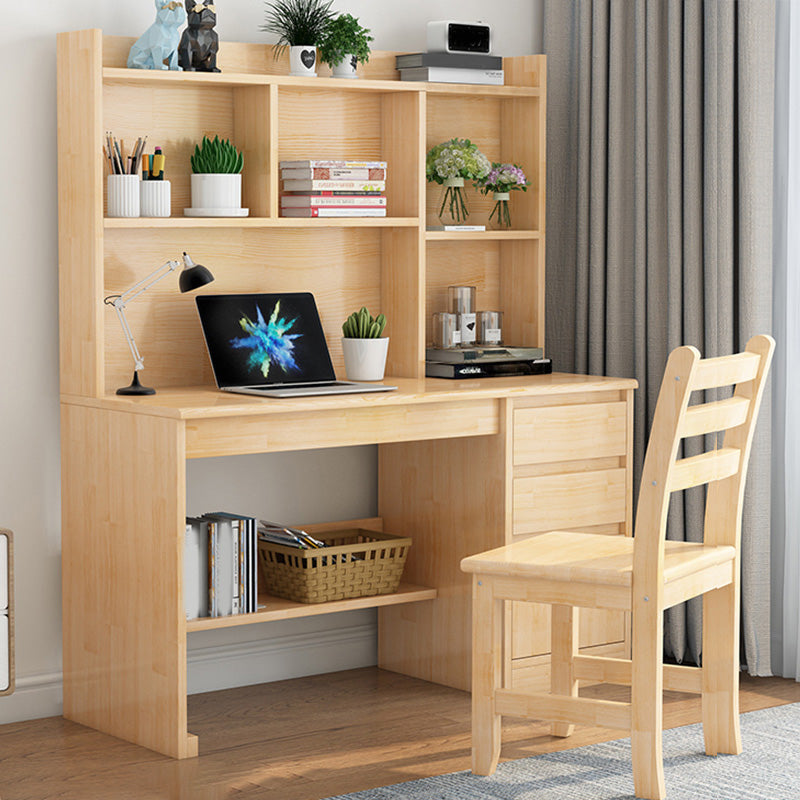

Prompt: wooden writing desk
[{"left": 61, "top": 374, "right": 635, "bottom": 758}]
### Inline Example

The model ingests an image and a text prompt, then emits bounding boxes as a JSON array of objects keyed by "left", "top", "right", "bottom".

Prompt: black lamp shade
[{"left": 178, "top": 252, "right": 215, "bottom": 293}]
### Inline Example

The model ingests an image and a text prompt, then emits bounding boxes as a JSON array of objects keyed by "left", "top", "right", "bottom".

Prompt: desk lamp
[{"left": 104, "top": 252, "right": 214, "bottom": 395}]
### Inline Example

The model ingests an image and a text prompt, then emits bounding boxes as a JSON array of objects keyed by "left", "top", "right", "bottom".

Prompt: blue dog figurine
[{"left": 127, "top": 0, "right": 187, "bottom": 70}]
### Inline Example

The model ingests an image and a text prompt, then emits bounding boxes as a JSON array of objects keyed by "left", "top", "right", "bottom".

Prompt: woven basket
[{"left": 257, "top": 528, "right": 412, "bottom": 604}]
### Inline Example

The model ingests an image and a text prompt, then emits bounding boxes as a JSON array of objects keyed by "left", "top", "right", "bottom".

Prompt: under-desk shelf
[
  {"left": 104, "top": 216, "right": 420, "bottom": 229},
  {"left": 186, "top": 582, "right": 437, "bottom": 632}
]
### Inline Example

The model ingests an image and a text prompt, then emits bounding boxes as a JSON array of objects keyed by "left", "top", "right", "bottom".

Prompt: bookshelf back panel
[
  {"left": 103, "top": 229, "right": 383, "bottom": 392},
  {"left": 425, "top": 242, "right": 502, "bottom": 346},
  {"left": 103, "top": 83, "right": 270, "bottom": 217},
  {"left": 426, "top": 95, "right": 540, "bottom": 230}
]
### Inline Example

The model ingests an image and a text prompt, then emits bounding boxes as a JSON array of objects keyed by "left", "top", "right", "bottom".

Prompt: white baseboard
[
  {"left": 0, "top": 621, "right": 378, "bottom": 724},
  {"left": 187, "top": 621, "right": 377, "bottom": 694}
]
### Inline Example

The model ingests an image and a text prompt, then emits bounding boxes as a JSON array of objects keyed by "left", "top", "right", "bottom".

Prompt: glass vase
[
  {"left": 488, "top": 191, "right": 511, "bottom": 229},
  {"left": 438, "top": 177, "right": 469, "bottom": 226}
]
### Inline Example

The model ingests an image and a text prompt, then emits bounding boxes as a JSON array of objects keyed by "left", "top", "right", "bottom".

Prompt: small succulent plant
[
  {"left": 342, "top": 307, "right": 386, "bottom": 338},
  {"left": 190, "top": 135, "right": 244, "bottom": 174}
]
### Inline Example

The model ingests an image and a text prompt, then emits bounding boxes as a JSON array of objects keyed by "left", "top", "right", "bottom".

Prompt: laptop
[{"left": 195, "top": 292, "right": 397, "bottom": 398}]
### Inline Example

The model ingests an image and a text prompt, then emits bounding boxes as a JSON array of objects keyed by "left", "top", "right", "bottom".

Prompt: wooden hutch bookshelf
[{"left": 57, "top": 29, "right": 636, "bottom": 758}]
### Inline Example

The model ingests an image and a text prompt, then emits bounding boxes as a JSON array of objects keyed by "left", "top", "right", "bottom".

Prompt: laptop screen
[{"left": 196, "top": 293, "right": 337, "bottom": 387}]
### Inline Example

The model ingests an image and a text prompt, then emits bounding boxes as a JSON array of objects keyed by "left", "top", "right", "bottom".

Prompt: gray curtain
[{"left": 543, "top": 0, "right": 775, "bottom": 673}]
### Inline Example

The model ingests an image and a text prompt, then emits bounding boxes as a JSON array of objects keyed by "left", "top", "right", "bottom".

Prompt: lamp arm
[{"left": 109, "top": 259, "right": 181, "bottom": 373}]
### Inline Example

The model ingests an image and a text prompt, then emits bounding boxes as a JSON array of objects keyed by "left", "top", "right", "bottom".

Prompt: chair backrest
[{"left": 632, "top": 334, "right": 775, "bottom": 593}]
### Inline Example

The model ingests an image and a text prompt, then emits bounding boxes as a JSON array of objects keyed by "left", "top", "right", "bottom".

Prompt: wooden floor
[{"left": 1, "top": 668, "right": 799, "bottom": 800}]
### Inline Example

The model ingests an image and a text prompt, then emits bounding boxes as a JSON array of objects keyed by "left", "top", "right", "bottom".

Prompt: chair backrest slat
[
  {"left": 632, "top": 335, "right": 774, "bottom": 597},
  {"left": 668, "top": 448, "right": 740, "bottom": 492},
  {"left": 691, "top": 351, "right": 760, "bottom": 392},
  {"left": 679, "top": 396, "right": 750, "bottom": 439}
]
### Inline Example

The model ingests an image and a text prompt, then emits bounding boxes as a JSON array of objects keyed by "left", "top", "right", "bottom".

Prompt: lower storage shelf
[{"left": 185, "top": 581, "right": 437, "bottom": 632}]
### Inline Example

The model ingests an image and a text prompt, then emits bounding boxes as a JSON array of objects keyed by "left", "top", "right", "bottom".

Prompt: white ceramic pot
[
  {"left": 332, "top": 54, "right": 359, "bottom": 79},
  {"left": 140, "top": 180, "right": 171, "bottom": 217},
  {"left": 107, "top": 174, "right": 140, "bottom": 217},
  {"left": 187, "top": 173, "right": 248, "bottom": 217},
  {"left": 290, "top": 45, "right": 317, "bottom": 77},
  {"left": 341, "top": 337, "right": 389, "bottom": 381}
]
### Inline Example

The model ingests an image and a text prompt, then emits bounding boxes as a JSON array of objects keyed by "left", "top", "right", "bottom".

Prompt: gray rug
[{"left": 323, "top": 703, "right": 800, "bottom": 799}]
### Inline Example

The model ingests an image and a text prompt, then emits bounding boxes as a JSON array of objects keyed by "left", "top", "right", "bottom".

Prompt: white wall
[{"left": 0, "top": 0, "right": 542, "bottom": 724}]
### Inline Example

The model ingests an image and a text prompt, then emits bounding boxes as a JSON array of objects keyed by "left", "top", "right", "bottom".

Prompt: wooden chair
[{"left": 460, "top": 335, "right": 774, "bottom": 800}]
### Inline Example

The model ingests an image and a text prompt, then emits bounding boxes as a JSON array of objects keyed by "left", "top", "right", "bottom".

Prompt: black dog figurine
[{"left": 178, "top": 1, "right": 220, "bottom": 72}]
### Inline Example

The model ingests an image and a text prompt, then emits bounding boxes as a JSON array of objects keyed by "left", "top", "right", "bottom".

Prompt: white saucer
[{"left": 184, "top": 207, "right": 250, "bottom": 217}]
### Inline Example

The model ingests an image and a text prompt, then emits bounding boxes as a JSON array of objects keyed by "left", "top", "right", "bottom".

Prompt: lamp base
[{"left": 117, "top": 371, "right": 155, "bottom": 396}]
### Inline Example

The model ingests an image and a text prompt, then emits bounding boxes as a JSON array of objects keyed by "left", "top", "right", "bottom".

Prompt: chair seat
[{"left": 461, "top": 531, "right": 735, "bottom": 589}]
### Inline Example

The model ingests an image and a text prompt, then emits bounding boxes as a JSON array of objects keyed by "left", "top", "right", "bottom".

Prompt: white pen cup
[
  {"left": 140, "top": 180, "right": 171, "bottom": 218},
  {"left": 107, "top": 174, "right": 140, "bottom": 217}
]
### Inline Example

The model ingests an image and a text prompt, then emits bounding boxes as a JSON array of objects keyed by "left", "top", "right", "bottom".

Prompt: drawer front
[
  {"left": 513, "top": 402, "right": 627, "bottom": 466},
  {"left": 513, "top": 468, "right": 627, "bottom": 535}
]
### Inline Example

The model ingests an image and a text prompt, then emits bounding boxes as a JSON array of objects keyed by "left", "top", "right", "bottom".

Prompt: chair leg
[
  {"left": 702, "top": 582, "right": 742, "bottom": 756},
  {"left": 631, "top": 595, "right": 666, "bottom": 800},
  {"left": 471, "top": 575, "right": 503, "bottom": 775},
  {"left": 550, "top": 604, "right": 578, "bottom": 737}
]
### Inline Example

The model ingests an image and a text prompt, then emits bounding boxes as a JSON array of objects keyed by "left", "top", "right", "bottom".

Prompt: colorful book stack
[
  {"left": 184, "top": 512, "right": 259, "bottom": 620},
  {"left": 395, "top": 52, "right": 504, "bottom": 85},
  {"left": 280, "top": 159, "right": 388, "bottom": 218}
]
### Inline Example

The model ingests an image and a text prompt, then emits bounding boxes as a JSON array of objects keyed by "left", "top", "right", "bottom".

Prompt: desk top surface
[{"left": 61, "top": 373, "right": 637, "bottom": 421}]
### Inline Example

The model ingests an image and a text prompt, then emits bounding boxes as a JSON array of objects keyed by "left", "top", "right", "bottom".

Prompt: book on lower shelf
[
  {"left": 281, "top": 207, "right": 387, "bottom": 218},
  {"left": 185, "top": 512, "right": 258, "bottom": 620},
  {"left": 282, "top": 179, "right": 386, "bottom": 192}
]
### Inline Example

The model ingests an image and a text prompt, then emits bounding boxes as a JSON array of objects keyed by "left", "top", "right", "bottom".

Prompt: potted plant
[
  {"left": 186, "top": 135, "right": 248, "bottom": 217},
  {"left": 476, "top": 162, "right": 528, "bottom": 228},
  {"left": 341, "top": 307, "right": 388, "bottom": 381},
  {"left": 318, "top": 13, "right": 373, "bottom": 79},
  {"left": 426, "top": 138, "right": 491, "bottom": 226},
  {"left": 261, "top": 0, "right": 334, "bottom": 77}
]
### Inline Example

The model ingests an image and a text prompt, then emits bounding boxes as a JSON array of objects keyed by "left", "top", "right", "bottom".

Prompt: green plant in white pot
[
  {"left": 262, "top": 0, "right": 334, "bottom": 77},
  {"left": 318, "top": 13, "right": 373, "bottom": 78},
  {"left": 186, "top": 135, "right": 248, "bottom": 218},
  {"left": 341, "top": 307, "right": 388, "bottom": 380}
]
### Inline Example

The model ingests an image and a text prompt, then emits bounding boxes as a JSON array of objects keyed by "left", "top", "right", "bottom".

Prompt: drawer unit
[
  {"left": 0, "top": 529, "right": 12, "bottom": 696},
  {"left": 512, "top": 468, "right": 627, "bottom": 535},
  {"left": 513, "top": 402, "right": 627, "bottom": 466}
]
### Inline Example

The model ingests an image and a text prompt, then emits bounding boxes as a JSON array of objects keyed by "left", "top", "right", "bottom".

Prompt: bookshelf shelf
[
  {"left": 104, "top": 216, "right": 420, "bottom": 229},
  {"left": 425, "top": 229, "right": 542, "bottom": 241},
  {"left": 186, "top": 582, "right": 438, "bottom": 632}
]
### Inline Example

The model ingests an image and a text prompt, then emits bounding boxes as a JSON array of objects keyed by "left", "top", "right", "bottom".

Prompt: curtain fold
[{"left": 543, "top": 0, "right": 775, "bottom": 672}]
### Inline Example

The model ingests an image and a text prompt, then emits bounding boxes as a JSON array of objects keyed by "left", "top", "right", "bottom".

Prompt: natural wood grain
[
  {"left": 460, "top": 337, "right": 774, "bottom": 800},
  {"left": 61, "top": 403, "right": 194, "bottom": 759},
  {"left": 0, "top": 670, "right": 796, "bottom": 800},
  {"left": 57, "top": 29, "right": 104, "bottom": 397}
]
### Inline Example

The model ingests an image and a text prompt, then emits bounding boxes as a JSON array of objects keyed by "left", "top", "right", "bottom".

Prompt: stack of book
[
  {"left": 184, "top": 512, "right": 259, "bottom": 620},
  {"left": 396, "top": 52, "right": 504, "bottom": 85},
  {"left": 280, "top": 159, "right": 388, "bottom": 218}
]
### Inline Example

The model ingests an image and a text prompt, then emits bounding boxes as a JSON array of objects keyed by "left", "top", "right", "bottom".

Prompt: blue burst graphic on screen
[{"left": 229, "top": 301, "right": 302, "bottom": 378}]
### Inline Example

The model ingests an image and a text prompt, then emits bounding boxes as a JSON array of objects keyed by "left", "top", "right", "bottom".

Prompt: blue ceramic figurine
[{"left": 127, "top": 0, "right": 187, "bottom": 70}]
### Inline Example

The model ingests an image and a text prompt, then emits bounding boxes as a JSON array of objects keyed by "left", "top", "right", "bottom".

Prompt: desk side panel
[
  {"left": 61, "top": 404, "right": 195, "bottom": 758},
  {"left": 378, "top": 400, "right": 512, "bottom": 690}
]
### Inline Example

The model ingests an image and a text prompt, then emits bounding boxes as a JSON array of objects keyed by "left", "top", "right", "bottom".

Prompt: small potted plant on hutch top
[
  {"left": 185, "top": 135, "right": 248, "bottom": 217},
  {"left": 261, "top": 0, "right": 334, "bottom": 77},
  {"left": 318, "top": 13, "right": 373, "bottom": 78},
  {"left": 426, "top": 138, "right": 491, "bottom": 228},
  {"left": 341, "top": 307, "right": 388, "bottom": 381},
  {"left": 476, "top": 162, "right": 528, "bottom": 229}
]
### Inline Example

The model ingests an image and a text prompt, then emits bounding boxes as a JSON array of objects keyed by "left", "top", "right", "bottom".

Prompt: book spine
[
  {"left": 279, "top": 160, "right": 387, "bottom": 169},
  {"left": 281, "top": 167, "right": 386, "bottom": 181},
  {"left": 281, "top": 207, "right": 388, "bottom": 217},
  {"left": 231, "top": 519, "right": 240, "bottom": 615},
  {"left": 208, "top": 521, "right": 217, "bottom": 618},
  {"left": 281, "top": 179, "right": 386, "bottom": 192},
  {"left": 280, "top": 195, "right": 388, "bottom": 207},
  {"left": 282, "top": 190, "right": 384, "bottom": 196}
]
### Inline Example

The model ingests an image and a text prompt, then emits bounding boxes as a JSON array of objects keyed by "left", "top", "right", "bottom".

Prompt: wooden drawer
[
  {"left": 513, "top": 402, "right": 627, "bottom": 465},
  {"left": 513, "top": 468, "right": 627, "bottom": 535}
]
